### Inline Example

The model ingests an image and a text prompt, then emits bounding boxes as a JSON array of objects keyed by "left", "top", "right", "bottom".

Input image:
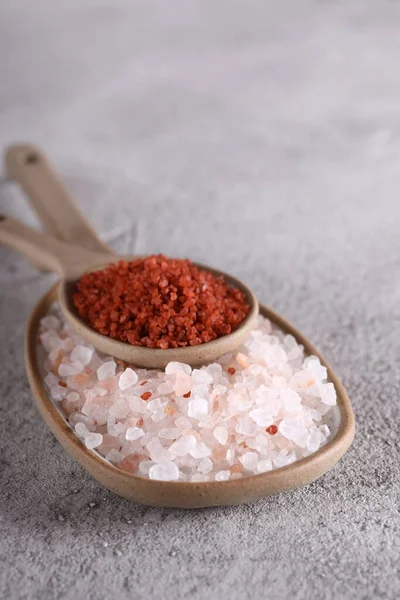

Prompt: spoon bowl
[
  {"left": 27, "top": 284, "right": 355, "bottom": 508},
  {"left": 61, "top": 260, "right": 259, "bottom": 368},
  {"left": 0, "top": 216, "right": 259, "bottom": 368}
]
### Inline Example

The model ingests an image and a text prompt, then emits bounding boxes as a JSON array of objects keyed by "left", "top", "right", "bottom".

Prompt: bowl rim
[
  {"left": 26, "top": 282, "right": 355, "bottom": 496},
  {"left": 60, "top": 258, "right": 259, "bottom": 368}
]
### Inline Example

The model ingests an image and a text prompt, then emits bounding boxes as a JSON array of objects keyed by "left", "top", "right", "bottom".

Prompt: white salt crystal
[
  {"left": 106, "top": 449, "right": 123, "bottom": 463},
  {"left": 192, "top": 369, "right": 213, "bottom": 385},
  {"left": 169, "top": 435, "right": 196, "bottom": 456},
  {"left": 70, "top": 345, "right": 93, "bottom": 366},
  {"left": 119, "top": 368, "right": 138, "bottom": 390},
  {"left": 126, "top": 427, "right": 145, "bottom": 441},
  {"left": 50, "top": 385, "right": 67, "bottom": 401},
  {"left": 44, "top": 373, "right": 59, "bottom": 389},
  {"left": 273, "top": 450, "right": 297, "bottom": 468},
  {"left": 188, "top": 397, "right": 208, "bottom": 419},
  {"left": 165, "top": 362, "right": 192, "bottom": 376},
  {"left": 198, "top": 458, "right": 213, "bottom": 474},
  {"left": 215, "top": 470, "right": 230, "bottom": 481},
  {"left": 257, "top": 459, "right": 273, "bottom": 473},
  {"left": 149, "top": 462, "right": 180, "bottom": 481},
  {"left": 58, "top": 362, "right": 83, "bottom": 377},
  {"left": 97, "top": 361, "right": 116, "bottom": 381},
  {"left": 249, "top": 408, "right": 274, "bottom": 427},
  {"left": 239, "top": 452, "right": 259, "bottom": 471},
  {"left": 226, "top": 448, "right": 235, "bottom": 465},
  {"left": 66, "top": 392, "right": 80, "bottom": 403},
  {"left": 213, "top": 426, "right": 229, "bottom": 445},
  {"left": 41, "top": 315, "right": 61, "bottom": 331},
  {"left": 109, "top": 399, "right": 130, "bottom": 419},
  {"left": 151, "top": 408, "right": 168, "bottom": 423},
  {"left": 319, "top": 382, "right": 337, "bottom": 406},
  {"left": 279, "top": 417, "right": 308, "bottom": 446},
  {"left": 85, "top": 433, "right": 103, "bottom": 450},
  {"left": 175, "top": 417, "right": 192, "bottom": 430},
  {"left": 40, "top": 331, "right": 63, "bottom": 352},
  {"left": 280, "top": 389, "right": 302, "bottom": 412},
  {"left": 307, "top": 428, "right": 322, "bottom": 452},
  {"left": 159, "top": 428, "right": 180, "bottom": 440},
  {"left": 157, "top": 381, "right": 175, "bottom": 395},
  {"left": 319, "top": 424, "right": 331, "bottom": 439},
  {"left": 190, "top": 442, "right": 211, "bottom": 459},
  {"left": 147, "top": 438, "right": 174, "bottom": 463},
  {"left": 75, "top": 422, "right": 88, "bottom": 438},
  {"left": 304, "top": 357, "right": 327, "bottom": 382}
]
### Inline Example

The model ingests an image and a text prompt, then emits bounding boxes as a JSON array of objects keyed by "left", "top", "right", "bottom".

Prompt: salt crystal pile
[{"left": 39, "top": 305, "right": 338, "bottom": 482}]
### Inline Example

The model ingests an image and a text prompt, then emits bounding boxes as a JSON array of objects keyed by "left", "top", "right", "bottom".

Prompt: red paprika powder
[{"left": 73, "top": 255, "right": 249, "bottom": 349}]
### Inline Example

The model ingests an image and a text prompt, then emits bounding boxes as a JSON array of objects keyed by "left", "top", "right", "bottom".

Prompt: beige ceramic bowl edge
[{"left": 25, "top": 284, "right": 355, "bottom": 509}]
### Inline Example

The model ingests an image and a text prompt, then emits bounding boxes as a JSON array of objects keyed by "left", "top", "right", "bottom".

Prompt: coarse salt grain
[
  {"left": 97, "top": 361, "right": 116, "bottom": 381},
  {"left": 70, "top": 345, "right": 93, "bottom": 366},
  {"left": 40, "top": 308, "right": 338, "bottom": 482},
  {"left": 119, "top": 368, "right": 138, "bottom": 390},
  {"left": 149, "top": 462, "right": 180, "bottom": 481}
]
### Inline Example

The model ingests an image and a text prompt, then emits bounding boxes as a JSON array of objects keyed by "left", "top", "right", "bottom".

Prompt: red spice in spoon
[{"left": 72, "top": 255, "right": 250, "bottom": 349}]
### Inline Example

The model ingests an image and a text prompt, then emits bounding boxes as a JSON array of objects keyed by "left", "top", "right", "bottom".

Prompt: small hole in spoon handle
[
  {"left": 0, "top": 215, "right": 6, "bottom": 222},
  {"left": 25, "top": 153, "right": 39, "bottom": 165}
]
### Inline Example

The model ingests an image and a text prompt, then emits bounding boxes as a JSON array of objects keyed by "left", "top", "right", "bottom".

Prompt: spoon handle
[
  {"left": 4, "top": 144, "right": 111, "bottom": 253},
  {"left": 0, "top": 214, "right": 114, "bottom": 278}
]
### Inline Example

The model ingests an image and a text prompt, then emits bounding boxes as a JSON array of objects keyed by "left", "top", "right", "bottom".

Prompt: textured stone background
[{"left": 1, "top": 1, "right": 400, "bottom": 598}]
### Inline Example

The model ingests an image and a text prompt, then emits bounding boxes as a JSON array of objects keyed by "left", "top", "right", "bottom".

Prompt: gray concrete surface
[{"left": 1, "top": 1, "right": 400, "bottom": 598}]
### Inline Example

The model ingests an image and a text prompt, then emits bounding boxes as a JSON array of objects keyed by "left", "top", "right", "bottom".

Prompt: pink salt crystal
[
  {"left": 236, "top": 353, "right": 250, "bottom": 369},
  {"left": 213, "top": 426, "right": 229, "bottom": 445},
  {"left": 98, "top": 433, "right": 120, "bottom": 456},
  {"left": 71, "top": 372, "right": 92, "bottom": 386},
  {"left": 173, "top": 371, "right": 192, "bottom": 396},
  {"left": 118, "top": 453, "right": 141, "bottom": 473},
  {"left": 62, "top": 396, "right": 80, "bottom": 415}
]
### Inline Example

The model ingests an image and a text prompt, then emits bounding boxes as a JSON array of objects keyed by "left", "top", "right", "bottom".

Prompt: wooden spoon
[
  {"left": 4, "top": 144, "right": 355, "bottom": 507},
  {"left": 1, "top": 145, "right": 258, "bottom": 368},
  {"left": 0, "top": 215, "right": 258, "bottom": 368}
]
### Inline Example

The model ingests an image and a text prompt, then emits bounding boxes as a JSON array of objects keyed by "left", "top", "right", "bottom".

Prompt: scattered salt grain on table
[{"left": 39, "top": 304, "right": 338, "bottom": 482}]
